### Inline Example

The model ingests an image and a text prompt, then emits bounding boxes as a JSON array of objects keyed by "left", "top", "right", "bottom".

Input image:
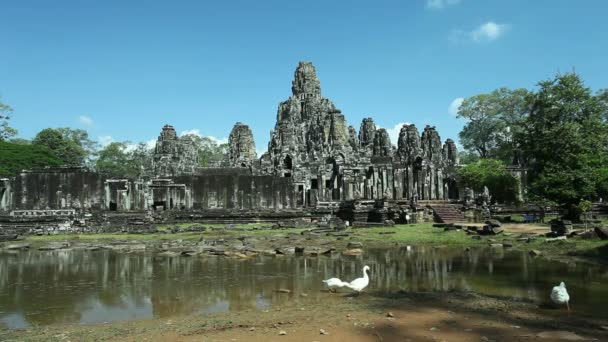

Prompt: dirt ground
[
  {"left": 456, "top": 221, "right": 550, "bottom": 235},
  {"left": 3, "top": 291, "right": 606, "bottom": 342}
]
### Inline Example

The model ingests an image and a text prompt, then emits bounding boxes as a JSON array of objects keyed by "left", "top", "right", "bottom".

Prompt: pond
[{"left": 0, "top": 246, "right": 606, "bottom": 329}]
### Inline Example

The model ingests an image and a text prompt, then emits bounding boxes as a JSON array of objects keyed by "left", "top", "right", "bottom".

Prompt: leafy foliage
[
  {"left": 457, "top": 88, "right": 529, "bottom": 163},
  {"left": 32, "top": 128, "right": 96, "bottom": 167},
  {"left": 518, "top": 73, "right": 608, "bottom": 220},
  {"left": 458, "top": 159, "right": 520, "bottom": 204},
  {"left": 181, "top": 134, "right": 228, "bottom": 167},
  {"left": 0, "top": 100, "right": 17, "bottom": 141},
  {"left": 96, "top": 142, "right": 153, "bottom": 179},
  {"left": 0, "top": 141, "right": 62, "bottom": 177}
]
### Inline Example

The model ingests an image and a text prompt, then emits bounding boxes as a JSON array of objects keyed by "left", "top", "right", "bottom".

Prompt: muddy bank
[{"left": 2, "top": 291, "right": 606, "bottom": 342}]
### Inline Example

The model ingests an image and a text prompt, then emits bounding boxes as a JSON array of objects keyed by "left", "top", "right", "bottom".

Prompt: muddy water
[{"left": 0, "top": 247, "right": 606, "bottom": 329}]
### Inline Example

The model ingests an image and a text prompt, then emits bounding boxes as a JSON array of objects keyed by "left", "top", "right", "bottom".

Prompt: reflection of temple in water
[{"left": 0, "top": 248, "right": 606, "bottom": 328}]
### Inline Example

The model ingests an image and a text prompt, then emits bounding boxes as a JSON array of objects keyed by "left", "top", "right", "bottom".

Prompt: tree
[
  {"left": 9, "top": 138, "right": 31, "bottom": 145},
  {"left": 457, "top": 151, "right": 480, "bottom": 165},
  {"left": 55, "top": 128, "right": 98, "bottom": 165},
  {"left": 518, "top": 73, "right": 608, "bottom": 220},
  {"left": 96, "top": 141, "right": 155, "bottom": 179},
  {"left": 458, "top": 159, "right": 520, "bottom": 204},
  {"left": 598, "top": 89, "right": 608, "bottom": 120},
  {"left": 0, "top": 141, "right": 62, "bottom": 177},
  {"left": 130, "top": 142, "right": 153, "bottom": 175},
  {"left": 457, "top": 88, "right": 529, "bottom": 163},
  {"left": 96, "top": 142, "right": 139, "bottom": 178},
  {"left": 182, "top": 134, "right": 228, "bottom": 167},
  {"left": 32, "top": 128, "right": 89, "bottom": 166},
  {"left": 0, "top": 100, "right": 17, "bottom": 141}
]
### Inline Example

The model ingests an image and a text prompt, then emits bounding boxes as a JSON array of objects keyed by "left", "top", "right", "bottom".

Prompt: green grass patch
[{"left": 350, "top": 224, "right": 486, "bottom": 246}]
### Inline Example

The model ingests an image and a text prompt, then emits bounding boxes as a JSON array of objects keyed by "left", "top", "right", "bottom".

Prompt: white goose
[
  {"left": 322, "top": 277, "right": 350, "bottom": 293},
  {"left": 346, "top": 265, "right": 370, "bottom": 294},
  {"left": 551, "top": 281, "right": 570, "bottom": 314}
]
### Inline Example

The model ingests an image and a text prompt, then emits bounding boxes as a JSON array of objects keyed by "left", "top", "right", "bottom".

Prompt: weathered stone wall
[
  {"left": 0, "top": 61, "right": 461, "bottom": 217},
  {"left": 10, "top": 168, "right": 105, "bottom": 210}
]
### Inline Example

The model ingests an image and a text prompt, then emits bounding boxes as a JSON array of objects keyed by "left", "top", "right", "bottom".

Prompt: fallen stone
[
  {"left": 485, "top": 219, "right": 501, "bottom": 228},
  {"left": 546, "top": 236, "right": 567, "bottom": 243},
  {"left": 502, "top": 241, "right": 513, "bottom": 248},
  {"left": 595, "top": 227, "right": 608, "bottom": 240},
  {"left": 536, "top": 331, "right": 585, "bottom": 340},
  {"left": 490, "top": 243, "right": 503, "bottom": 249},
  {"left": 342, "top": 248, "right": 363, "bottom": 256},
  {"left": 276, "top": 288, "right": 291, "bottom": 293},
  {"left": 320, "top": 329, "right": 328, "bottom": 335},
  {"left": 38, "top": 242, "right": 70, "bottom": 251},
  {"left": 386, "top": 312, "right": 395, "bottom": 318},
  {"left": 347, "top": 242, "right": 363, "bottom": 249},
  {"left": 529, "top": 249, "right": 542, "bottom": 257},
  {"left": 275, "top": 247, "right": 296, "bottom": 255},
  {"left": 6, "top": 243, "right": 29, "bottom": 250},
  {"left": 278, "top": 330, "right": 287, "bottom": 335},
  {"left": 0, "top": 234, "right": 18, "bottom": 242}
]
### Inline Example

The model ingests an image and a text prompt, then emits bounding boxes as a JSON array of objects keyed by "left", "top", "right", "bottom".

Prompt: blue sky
[{"left": 1, "top": 0, "right": 607, "bottom": 155}]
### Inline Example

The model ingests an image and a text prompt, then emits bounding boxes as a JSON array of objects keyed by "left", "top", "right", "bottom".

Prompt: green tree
[
  {"left": 0, "top": 141, "right": 62, "bottom": 177},
  {"left": 457, "top": 88, "right": 529, "bottom": 163},
  {"left": 458, "top": 159, "right": 520, "bottom": 204},
  {"left": 56, "top": 128, "right": 98, "bottom": 165},
  {"left": 9, "top": 138, "right": 31, "bottom": 145},
  {"left": 518, "top": 73, "right": 608, "bottom": 220},
  {"left": 130, "top": 142, "right": 153, "bottom": 175},
  {"left": 598, "top": 89, "right": 608, "bottom": 120},
  {"left": 457, "top": 151, "right": 480, "bottom": 165},
  {"left": 0, "top": 100, "right": 17, "bottom": 141},
  {"left": 182, "top": 134, "right": 228, "bottom": 167},
  {"left": 32, "top": 128, "right": 90, "bottom": 166},
  {"left": 96, "top": 142, "right": 139, "bottom": 178}
]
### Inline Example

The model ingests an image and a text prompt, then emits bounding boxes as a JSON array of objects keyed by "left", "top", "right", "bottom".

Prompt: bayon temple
[{"left": 0, "top": 62, "right": 464, "bottom": 224}]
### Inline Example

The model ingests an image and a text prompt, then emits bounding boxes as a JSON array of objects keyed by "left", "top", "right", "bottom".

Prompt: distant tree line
[
  {"left": 456, "top": 72, "right": 608, "bottom": 220},
  {"left": 0, "top": 100, "right": 227, "bottom": 178}
]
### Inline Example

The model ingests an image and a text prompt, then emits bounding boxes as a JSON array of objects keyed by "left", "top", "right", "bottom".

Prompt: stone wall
[{"left": 0, "top": 61, "right": 461, "bottom": 219}]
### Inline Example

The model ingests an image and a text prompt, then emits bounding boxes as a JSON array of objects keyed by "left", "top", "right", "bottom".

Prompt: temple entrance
[
  {"left": 109, "top": 201, "right": 117, "bottom": 211},
  {"left": 170, "top": 198, "right": 174, "bottom": 209},
  {"left": 283, "top": 155, "right": 292, "bottom": 170},
  {"left": 446, "top": 178, "right": 459, "bottom": 200},
  {"left": 154, "top": 201, "right": 167, "bottom": 210}
]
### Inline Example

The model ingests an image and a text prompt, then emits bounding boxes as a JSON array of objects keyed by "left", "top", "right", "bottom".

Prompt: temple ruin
[{"left": 0, "top": 62, "right": 461, "bottom": 224}]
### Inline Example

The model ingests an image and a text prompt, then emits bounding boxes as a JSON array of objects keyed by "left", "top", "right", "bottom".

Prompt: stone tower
[
  {"left": 152, "top": 124, "right": 199, "bottom": 177},
  {"left": 227, "top": 122, "right": 256, "bottom": 167},
  {"left": 266, "top": 61, "right": 352, "bottom": 176}
]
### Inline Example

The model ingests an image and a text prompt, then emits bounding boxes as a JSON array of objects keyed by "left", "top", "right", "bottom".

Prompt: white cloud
[
  {"left": 426, "top": 0, "right": 461, "bottom": 10},
  {"left": 145, "top": 139, "right": 157, "bottom": 149},
  {"left": 450, "top": 21, "right": 510, "bottom": 43},
  {"left": 98, "top": 135, "right": 114, "bottom": 147},
  {"left": 379, "top": 122, "right": 411, "bottom": 147},
  {"left": 179, "top": 129, "right": 228, "bottom": 144},
  {"left": 78, "top": 115, "right": 94, "bottom": 127},
  {"left": 471, "top": 21, "right": 509, "bottom": 42},
  {"left": 449, "top": 97, "right": 464, "bottom": 116},
  {"left": 256, "top": 148, "right": 266, "bottom": 157}
]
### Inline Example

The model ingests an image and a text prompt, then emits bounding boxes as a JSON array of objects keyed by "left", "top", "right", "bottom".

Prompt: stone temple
[{"left": 0, "top": 62, "right": 460, "bottom": 224}]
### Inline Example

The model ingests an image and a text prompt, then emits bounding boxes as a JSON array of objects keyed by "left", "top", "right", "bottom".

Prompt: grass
[
  {"left": 19, "top": 222, "right": 608, "bottom": 259},
  {"left": 350, "top": 224, "right": 486, "bottom": 246}
]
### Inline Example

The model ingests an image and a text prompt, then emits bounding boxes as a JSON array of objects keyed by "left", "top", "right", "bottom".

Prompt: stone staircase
[{"left": 428, "top": 203, "right": 464, "bottom": 223}]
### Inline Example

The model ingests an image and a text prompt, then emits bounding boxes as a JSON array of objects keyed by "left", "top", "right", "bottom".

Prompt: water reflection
[{"left": 0, "top": 247, "right": 606, "bottom": 329}]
